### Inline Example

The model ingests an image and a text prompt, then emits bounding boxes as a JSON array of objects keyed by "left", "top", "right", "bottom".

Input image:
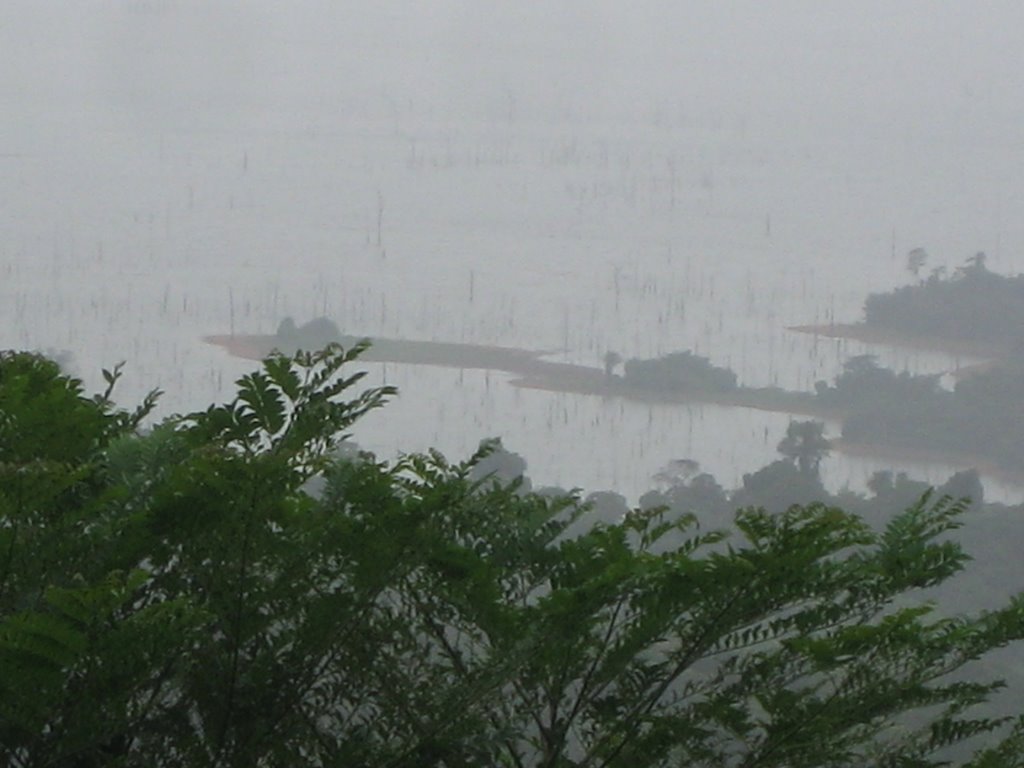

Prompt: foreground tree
[{"left": 3, "top": 347, "right": 1024, "bottom": 766}]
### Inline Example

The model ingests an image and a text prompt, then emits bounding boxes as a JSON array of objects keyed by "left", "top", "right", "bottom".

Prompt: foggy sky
[
  {"left": 3, "top": 1, "right": 1024, "bottom": 501},
  {"left": 4, "top": 2, "right": 1024, "bottom": 140}
]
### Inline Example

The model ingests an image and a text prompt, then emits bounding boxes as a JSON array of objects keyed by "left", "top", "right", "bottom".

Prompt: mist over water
[{"left": 4, "top": 1, "right": 1024, "bottom": 501}]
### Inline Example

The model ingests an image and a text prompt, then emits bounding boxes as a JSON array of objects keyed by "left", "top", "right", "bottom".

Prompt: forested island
[
  {"left": 864, "top": 253, "right": 1024, "bottom": 352},
  {"left": 793, "top": 255, "right": 1024, "bottom": 359}
]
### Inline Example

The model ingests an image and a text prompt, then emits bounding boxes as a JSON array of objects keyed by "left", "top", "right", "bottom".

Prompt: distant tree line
[
  {"left": 478, "top": 421, "right": 992, "bottom": 534},
  {"left": 813, "top": 354, "right": 1024, "bottom": 474},
  {"left": 612, "top": 345, "right": 1024, "bottom": 477},
  {"left": 864, "top": 255, "right": 1024, "bottom": 351}
]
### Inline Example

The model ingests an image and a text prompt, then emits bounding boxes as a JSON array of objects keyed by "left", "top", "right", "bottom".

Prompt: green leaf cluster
[{"left": 2, "top": 346, "right": 1024, "bottom": 767}]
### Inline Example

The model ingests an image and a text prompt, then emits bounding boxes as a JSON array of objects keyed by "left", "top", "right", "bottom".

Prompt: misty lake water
[{"left": 4, "top": 1, "right": 1024, "bottom": 502}]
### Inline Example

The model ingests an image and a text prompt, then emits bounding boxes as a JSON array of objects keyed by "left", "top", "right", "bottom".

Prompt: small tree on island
[
  {"left": 777, "top": 419, "right": 832, "bottom": 477},
  {"left": 907, "top": 247, "right": 929, "bottom": 279},
  {"left": 603, "top": 350, "right": 623, "bottom": 380},
  {"left": 3, "top": 347, "right": 1024, "bottom": 766}
]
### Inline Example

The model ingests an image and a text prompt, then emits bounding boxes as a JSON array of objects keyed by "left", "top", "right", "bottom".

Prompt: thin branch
[
  {"left": 553, "top": 594, "right": 629, "bottom": 758},
  {"left": 584, "top": 578, "right": 756, "bottom": 768}
]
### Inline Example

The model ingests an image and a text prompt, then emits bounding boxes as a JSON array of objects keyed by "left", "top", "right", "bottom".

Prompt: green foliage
[
  {"left": 0, "top": 352, "right": 156, "bottom": 464},
  {"left": 3, "top": 347, "right": 1024, "bottom": 766}
]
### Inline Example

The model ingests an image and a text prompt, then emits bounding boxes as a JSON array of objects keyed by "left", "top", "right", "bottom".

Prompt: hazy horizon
[{"left": 4, "top": 1, "right": 1024, "bottom": 501}]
